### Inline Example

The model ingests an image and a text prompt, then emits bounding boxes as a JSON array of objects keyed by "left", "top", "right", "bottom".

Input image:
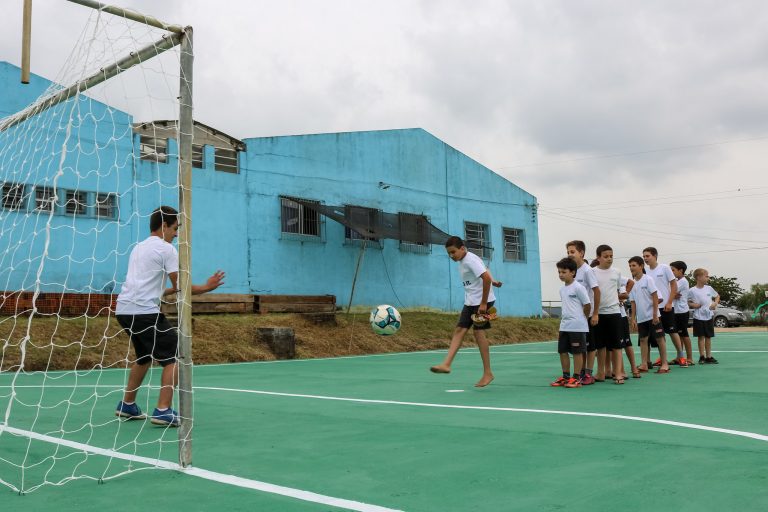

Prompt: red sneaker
[
  {"left": 565, "top": 377, "right": 582, "bottom": 388},
  {"left": 550, "top": 376, "right": 567, "bottom": 387},
  {"left": 652, "top": 358, "right": 662, "bottom": 367},
  {"left": 581, "top": 374, "right": 595, "bottom": 385},
  {"left": 678, "top": 357, "right": 689, "bottom": 367}
]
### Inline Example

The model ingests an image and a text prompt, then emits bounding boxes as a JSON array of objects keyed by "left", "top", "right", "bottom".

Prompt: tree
[
  {"left": 736, "top": 283, "right": 768, "bottom": 313},
  {"left": 685, "top": 273, "right": 745, "bottom": 307}
]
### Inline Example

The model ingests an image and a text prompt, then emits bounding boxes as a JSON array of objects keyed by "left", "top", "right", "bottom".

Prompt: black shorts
[
  {"left": 692, "top": 318, "right": 715, "bottom": 338},
  {"left": 620, "top": 316, "right": 632, "bottom": 347},
  {"left": 116, "top": 313, "right": 178, "bottom": 366},
  {"left": 457, "top": 301, "right": 495, "bottom": 330},
  {"left": 595, "top": 313, "right": 623, "bottom": 350},
  {"left": 637, "top": 320, "right": 664, "bottom": 344},
  {"left": 658, "top": 308, "right": 677, "bottom": 334},
  {"left": 674, "top": 312, "right": 690, "bottom": 338},
  {"left": 586, "top": 322, "right": 597, "bottom": 352},
  {"left": 558, "top": 331, "right": 587, "bottom": 354}
]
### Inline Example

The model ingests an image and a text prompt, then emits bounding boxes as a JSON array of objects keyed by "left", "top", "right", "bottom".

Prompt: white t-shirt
[
  {"left": 575, "top": 262, "right": 598, "bottom": 316},
  {"left": 674, "top": 278, "right": 690, "bottom": 314},
  {"left": 458, "top": 251, "right": 495, "bottom": 306},
  {"left": 592, "top": 267, "right": 622, "bottom": 315},
  {"left": 619, "top": 277, "right": 629, "bottom": 318},
  {"left": 116, "top": 236, "right": 179, "bottom": 315},
  {"left": 629, "top": 274, "right": 659, "bottom": 323},
  {"left": 646, "top": 263, "right": 675, "bottom": 306},
  {"left": 688, "top": 285, "right": 719, "bottom": 321},
  {"left": 559, "top": 281, "right": 590, "bottom": 332}
]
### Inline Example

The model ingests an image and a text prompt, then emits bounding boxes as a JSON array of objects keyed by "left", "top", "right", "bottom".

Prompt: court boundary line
[
  {"left": 0, "top": 424, "right": 402, "bottom": 512},
  {"left": 196, "top": 386, "right": 768, "bottom": 444}
]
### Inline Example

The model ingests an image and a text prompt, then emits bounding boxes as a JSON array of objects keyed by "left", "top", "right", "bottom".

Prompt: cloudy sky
[{"left": 2, "top": 0, "right": 767, "bottom": 303}]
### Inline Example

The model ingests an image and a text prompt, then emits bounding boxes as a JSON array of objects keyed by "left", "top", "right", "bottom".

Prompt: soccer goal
[{"left": 0, "top": 0, "right": 195, "bottom": 493}]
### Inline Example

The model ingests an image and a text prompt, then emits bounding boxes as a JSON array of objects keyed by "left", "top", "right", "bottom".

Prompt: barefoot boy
[
  {"left": 551, "top": 258, "right": 590, "bottom": 388},
  {"left": 430, "top": 236, "right": 500, "bottom": 387},
  {"left": 688, "top": 268, "right": 720, "bottom": 364}
]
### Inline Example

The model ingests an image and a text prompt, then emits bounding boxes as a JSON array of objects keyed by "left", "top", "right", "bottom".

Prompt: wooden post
[{"left": 21, "top": 0, "right": 32, "bottom": 84}]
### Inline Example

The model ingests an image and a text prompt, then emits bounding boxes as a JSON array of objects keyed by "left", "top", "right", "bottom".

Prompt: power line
[{"left": 540, "top": 245, "right": 768, "bottom": 265}]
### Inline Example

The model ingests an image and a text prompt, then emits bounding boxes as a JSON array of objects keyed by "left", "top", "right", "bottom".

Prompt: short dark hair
[
  {"left": 643, "top": 247, "right": 658, "bottom": 257},
  {"left": 670, "top": 260, "right": 687, "bottom": 273},
  {"left": 628, "top": 255, "right": 645, "bottom": 271},
  {"left": 445, "top": 236, "right": 465, "bottom": 249},
  {"left": 150, "top": 206, "right": 179, "bottom": 232},
  {"left": 590, "top": 258, "right": 599, "bottom": 267},
  {"left": 596, "top": 244, "right": 612, "bottom": 256},
  {"left": 566, "top": 240, "right": 586, "bottom": 254},
  {"left": 556, "top": 257, "right": 577, "bottom": 273}
]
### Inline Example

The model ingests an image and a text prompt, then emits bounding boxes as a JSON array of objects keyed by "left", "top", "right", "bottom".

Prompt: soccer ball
[{"left": 369, "top": 305, "right": 402, "bottom": 335}]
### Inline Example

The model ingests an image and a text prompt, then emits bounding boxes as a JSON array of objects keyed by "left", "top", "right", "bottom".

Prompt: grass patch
[{"left": 1, "top": 312, "right": 559, "bottom": 372}]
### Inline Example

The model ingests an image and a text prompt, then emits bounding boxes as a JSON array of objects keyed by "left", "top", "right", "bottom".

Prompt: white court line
[
  {"left": 0, "top": 423, "right": 402, "bottom": 512},
  {"left": 196, "top": 386, "right": 768, "bottom": 444}
]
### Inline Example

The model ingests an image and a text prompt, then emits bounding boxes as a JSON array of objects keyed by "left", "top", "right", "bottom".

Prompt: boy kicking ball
[{"left": 430, "top": 236, "right": 501, "bottom": 387}]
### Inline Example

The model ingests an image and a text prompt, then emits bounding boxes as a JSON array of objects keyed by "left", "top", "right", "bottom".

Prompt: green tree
[{"left": 736, "top": 283, "right": 768, "bottom": 312}]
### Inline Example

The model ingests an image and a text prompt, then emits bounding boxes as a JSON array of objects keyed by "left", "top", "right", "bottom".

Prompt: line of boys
[{"left": 553, "top": 241, "right": 721, "bottom": 388}]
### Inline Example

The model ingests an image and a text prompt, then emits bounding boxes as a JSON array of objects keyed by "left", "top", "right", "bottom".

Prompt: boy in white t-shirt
[
  {"left": 628, "top": 256, "right": 670, "bottom": 373},
  {"left": 591, "top": 245, "right": 626, "bottom": 384},
  {"left": 670, "top": 261, "right": 694, "bottom": 365},
  {"left": 688, "top": 268, "right": 720, "bottom": 364},
  {"left": 643, "top": 247, "right": 687, "bottom": 367},
  {"left": 618, "top": 276, "right": 640, "bottom": 378},
  {"left": 566, "top": 241, "right": 600, "bottom": 385},
  {"left": 551, "top": 258, "right": 590, "bottom": 388},
  {"left": 430, "top": 236, "right": 501, "bottom": 387},
  {"left": 114, "top": 206, "right": 225, "bottom": 426}
]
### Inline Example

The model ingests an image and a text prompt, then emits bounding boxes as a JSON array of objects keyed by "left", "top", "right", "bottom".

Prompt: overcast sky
[{"left": 2, "top": 1, "right": 767, "bottom": 305}]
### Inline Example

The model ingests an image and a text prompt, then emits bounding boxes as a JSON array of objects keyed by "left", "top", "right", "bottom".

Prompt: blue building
[{"left": 0, "top": 61, "right": 541, "bottom": 316}]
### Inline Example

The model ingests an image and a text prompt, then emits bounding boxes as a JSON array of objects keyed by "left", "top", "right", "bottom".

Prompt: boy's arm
[
  {"left": 582, "top": 303, "right": 591, "bottom": 318},
  {"left": 665, "top": 278, "right": 677, "bottom": 311},
  {"left": 486, "top": 269, "right": 502, "bottom": 288},
  {"left": 164, "top": 272, "right": 179, "bottom": 296},
  {"left": 651, "top": 292, "right": 659, "bottom": 323},
  {"left": 630, "top": 300, "right": 637, "bottom": 327},
  {"left": 711, "top": 289, "right": 720, "bottom": 309},
  {"left": 478, "top": 271, "right": 492, "bottom": 314},
  {"left": 590, "top": 286, "right": 600, "bottom": 326},
  {"left": 191, "top": 270, "right": 226, "bottom": 295}
]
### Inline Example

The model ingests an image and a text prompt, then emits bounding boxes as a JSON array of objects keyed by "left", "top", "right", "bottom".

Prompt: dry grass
[{"left": 0, "top": 312, "right": 559, "bottom": 372}]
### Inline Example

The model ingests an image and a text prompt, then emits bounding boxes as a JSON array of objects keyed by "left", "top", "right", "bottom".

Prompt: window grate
[
  {"left": 139, "top": 135, "right": 168, "bottom": 163},
  {"left": 503, "top": 227, "right": 526, "bottom": 262},
  {"left": 464, "top": 221, "right": 492, "bottom": 259},
  {"left": 280, "top": 196, "right": 321, "bottom": 237}
]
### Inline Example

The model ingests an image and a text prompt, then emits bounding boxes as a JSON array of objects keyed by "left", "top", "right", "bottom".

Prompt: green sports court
[{"left": 2, "top": 331, "right": 767, "bottom": 511}]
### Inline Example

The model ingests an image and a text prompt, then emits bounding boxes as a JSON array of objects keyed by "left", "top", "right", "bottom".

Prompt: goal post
[{"left": 0, "top": 0, "right": 196, "bottom": 492}]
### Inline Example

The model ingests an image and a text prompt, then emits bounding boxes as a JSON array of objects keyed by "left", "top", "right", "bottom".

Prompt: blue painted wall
[{"left": 0, "top": 61, "right": 541, "bottom": 316}]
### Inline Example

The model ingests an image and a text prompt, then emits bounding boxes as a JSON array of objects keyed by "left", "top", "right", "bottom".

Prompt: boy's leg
[
  {"left": 596, "top": 347, "right": 606, "bottom": 380},
  {"left": 698, "top": 336, "right": 706, "bottom": 360},
  {"left": 573, "top": 352, "right": 584, "bottom": 375},
  {"left": 560, "top": 353, "right": 571, "bottom": 373},
  {"left": 657, "top": 338, "right": 670, "bottom": 371},
  {"left": 157, "top": 361, "right": 178, "bottom": 410},
  {"left": 472, "top": 329, "right": 494, "bottom": 387},
  {"left": 613, "top": 349, "right": 625, "bottom": 380},
  {"left": 431, "top": 326, "right": 469, "bottom": 373},
  {"left": 705, "top": 337, "right": 712, "bottom": 358},
  {"left": 625, "top": 346, "right": 637, "bottom": 374},
  {"left": 638, "top": 338, "right": 649, "bottom": 370},
  {"left": 123, "top": 361, "right": 151, "bottom": 403},
  {"left": 682, "top": 335, "right": 693, "bottom": 361},
  {"left": 669, "top": 332, "right": 684, "bottom": 362}
]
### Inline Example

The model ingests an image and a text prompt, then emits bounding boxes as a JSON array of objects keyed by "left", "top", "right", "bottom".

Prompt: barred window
[
  {"left": 214, "top": 147, "right": 238, "bottom": 173},
  {"left": 503, "top": 227, "right": 526, "bottom": 262},
  {"left": 464, "top": 221, "right": 492, "bottom": 259},
  {"left": 96, "top": 193, "right": 117, "bottom": 219},
  {"left": 344, "top": 205, "right": 380, "bottom": 244},
  {"left": 2, "top": 183, "right": 26, "bottom": 211},
  {"left": 35, "top": 186, "right": 56, "bottom": 212},
  {"left": 64, "top": 190, "right": 87, "bottom": 216},
  {"left": 192, "top": 144, "right": 204, "bottom": 169},
  {"left": 398, "top": 212, "right": 431, "bottom": 254},
  {"left": 280, "top": 196, "right": 321, "bottom": 237},
  {"left": 139, "top": 135, "right": 168, "bottom": 163}
]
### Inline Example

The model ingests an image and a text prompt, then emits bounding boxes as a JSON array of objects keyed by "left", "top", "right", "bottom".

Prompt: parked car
[{"left": 687, "top": 306, "right": 747, "bottom": 328}]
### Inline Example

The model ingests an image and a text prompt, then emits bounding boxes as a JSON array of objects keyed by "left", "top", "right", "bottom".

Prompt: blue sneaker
[
  {"left": 115, "top": 401, "right": 146, "bottom": 420},
  {"left": 150, "top": 408, "right": 180, "bottom": 427}
]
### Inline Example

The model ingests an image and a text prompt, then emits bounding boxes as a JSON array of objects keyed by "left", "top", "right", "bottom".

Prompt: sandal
[
  {"left": 655, "top": 368, "right": 670, "bottom": 374},
  {"left": 614, "top": 377, "right": 625, "bottom": 385},
  {"left": 632, "top": 371, "right": 642, "bottom": 378}
]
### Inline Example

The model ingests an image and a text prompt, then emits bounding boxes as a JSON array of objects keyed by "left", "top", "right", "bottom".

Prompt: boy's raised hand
[{"left": 205, "top": 270, "right": 226, "bottom": 292}]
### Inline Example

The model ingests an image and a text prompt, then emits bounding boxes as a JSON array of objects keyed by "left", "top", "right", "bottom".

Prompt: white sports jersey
[
  {"left": 458, "top": 251, "right": 495, "bottom": 306},
  {"left": 559, "top": 281, "right": 590, "bottom": 332},
  {"left": 116, "top": 236, "right": 179, "bottom": 315},
  {"left": 629, "top": 274, "right": 659, "bottom": 323},
  {"left": 593, "top": 267, "right": 622, "bottom": 315},
  {"left": 575, "top": 262, "right": 598, "bottom": 316},
  {"left": 688, "top": 285, "right": 719, "bottom": 321},
  {"left": 645, "top": 263, "right": 675, "bottom": 305},
  {"left": 674, "top": 278, "right": 690, "bottom": 314}
]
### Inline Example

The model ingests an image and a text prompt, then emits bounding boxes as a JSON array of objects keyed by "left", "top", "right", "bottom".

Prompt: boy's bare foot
[
  {"left": 430, "top": 364, "right": 451, "bottom": 374},
  {"left": 474, "top": 374, "right": 494, "bottom": 387}
]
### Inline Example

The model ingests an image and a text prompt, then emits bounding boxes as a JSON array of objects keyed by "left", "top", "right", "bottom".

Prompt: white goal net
[{"left": 0, "top": 1, "right": 194, "bottom": 494}]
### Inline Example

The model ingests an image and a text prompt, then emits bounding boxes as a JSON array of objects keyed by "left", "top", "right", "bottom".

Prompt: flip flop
[
  {"left": 655, "top": 368, "right": 670, "bottom": 374},
  {"left": 637, "top": 367, "right": 649, "bottom": 373},
  {"left": 614, "top": 377, "right": 625, "bottom": 385},
  {"left": 632, "top": 371, "right": 642, "bottom": 378}
]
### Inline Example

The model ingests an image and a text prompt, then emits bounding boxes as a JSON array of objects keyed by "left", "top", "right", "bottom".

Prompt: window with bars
[
  {"left": 503, "top": 227, "right": 526, "bottom": 262},
  {"left": 192, "top": 144, "right": 204, "bottom": 169},
  {"left": 64, "top": 190, "right": 87, "bottom": 216},
  {"left": 214, "top": 147, "right": 238, "bottom": 173},
  {"left": 280, "top": 196, "right": 321, "bottom": 238},
  {"left": 464, "top": 221, "right": 492, "bottom": 259},
  {"left": 35, "top": 186, "right": 55, "bottom": 212},
  {"left": 398, "top": 212, "right": 431, "bottom": 254},
  {"left": 139, "top": 135, "right": 168, "bottom": 163},
  {"left": 96, "top": 193, "right": 117, "bottom": 219},
  {"left": 344, "top": 205, "right": 381, "bottom": 246},
  {"left": 2, "top": 183, "right": 26, "bottom": 211}
]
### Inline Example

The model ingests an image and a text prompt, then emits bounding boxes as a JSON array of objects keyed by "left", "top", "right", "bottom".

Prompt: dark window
[
  {"left": 398, "top": 212, "right": 431, "bottom": 254},
  {"left": 214, "top": 148, "right": 238, "bottom": 173},
  {"left": 64, "top": 190, "right": 87, "bottom": 216},
  {"left": 139, "top": 135, "right": 168, "bottom": 163},
  {"left": 344, "top": 205, "right": 380, "bottom": 246},
  {"left": 503, "top": 227, "right": 526, "bottom": 262},
  {"left": 192, "top": 144, "right": 204, "bottom": 169},
  {"left": 96, "top": 193, "right": 117, "bottom": 219},
  {"left": 280, "top": 196, "right": 321, "bottom": 237},
  {"left": 2, "top": 183, "right": 26, "bottom": 211},
  {"left": 464, "top": 221, "right": 492, "bottom": 259},
  {"left": 35, "top": 186, "right": 56, "bottom": 212}
]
